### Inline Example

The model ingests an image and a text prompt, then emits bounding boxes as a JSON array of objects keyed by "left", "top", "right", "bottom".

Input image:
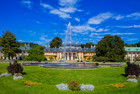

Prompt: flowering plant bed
[{"left": 56, "top": 81, "right": 94, "bottom": 91}]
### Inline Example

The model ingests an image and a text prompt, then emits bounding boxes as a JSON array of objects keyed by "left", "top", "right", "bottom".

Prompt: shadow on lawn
[
  {"left": 121, "top": 74, "right": 127, "bottom": 77},
  {"left": 22, "top": 72, "right": 27, "bottom": 75}
]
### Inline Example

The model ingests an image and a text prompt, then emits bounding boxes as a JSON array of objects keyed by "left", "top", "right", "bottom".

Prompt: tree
[
  {"left": 95, "top": 35, "right": 126, "bottom": 62},
  {"left": 24, "top": 45, "right": 46, "bottom": 62},
  {"left": 79, "top": 42, "right": 94, "bottom": 48},
  {"left": 0, "top": 31, "right": 21, "bottom": 60},
  {"left": 49, "top": 56, "right": 54, "bottom": 61},
  {"left": 20, "top": 42, "right": 39, "bottom": 48},
  {"left": 87, "top": 57, "right": 91, "bottom": 61},
  {"left": 50, "top": 37, "right": 62, "bottom": 48}
]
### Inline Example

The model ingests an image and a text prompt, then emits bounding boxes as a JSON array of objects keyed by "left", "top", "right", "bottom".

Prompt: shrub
[
  {"left": 68, "top": 81, "right": 80, "bottom": 91},
  {"left": 125, "top": 62, "right": 140, "bottom": 77},
  {"left": 95, "top": 56, "right": 109, "bottom": 62},
  {"left": 7, "top": 61, "right": 23, "bottom": 75}
]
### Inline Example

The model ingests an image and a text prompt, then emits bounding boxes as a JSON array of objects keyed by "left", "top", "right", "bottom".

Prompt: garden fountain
[{"left": 22, "top": 22, "right": 99, "bottom": 69}]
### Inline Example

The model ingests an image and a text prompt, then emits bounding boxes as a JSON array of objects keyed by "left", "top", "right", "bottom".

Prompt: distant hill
[{"left": 20, "top": 42, "right": 39, "bottom": 48}]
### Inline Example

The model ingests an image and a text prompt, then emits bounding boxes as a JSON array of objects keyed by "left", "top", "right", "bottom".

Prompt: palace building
[
  {"left": 44, "top": 43, "right": 96, "bottom": 61},
  {"left": 124, "top": 47, "right": 140, "bottom": 61}
]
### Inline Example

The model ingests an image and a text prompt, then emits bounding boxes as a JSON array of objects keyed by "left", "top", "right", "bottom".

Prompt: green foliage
[
  {"left": 49, "top": 56, "right": 54, "bottom": 61},
  {"left": 95, "top": 35, "right": 126, "bottom": 62},
  {"left": 79, "top": 42, "right": 94, "bottom": 48},
  {"left": 50, "top": 37, "right": 62, "bottom": 48},
  {"left": 87, "top": 57, "right": 92, "bottom": 61},
  {"left": 68, "top": 81, "right": 80, "bottom": 91},
  {"left": 125, "top": 57, "right": 130, "bottom": 62},
  {"left": 20, "top": 42, "right": 39, "bottom": 48},
  {"left": 24, "top": 45, "right": 46, "bottom": 62},
  {"left": 125, "top": 41, "right": 140, "bottom": 47},
  {"left": 0, "top": 63, "right": 140, "bottom": 94},
  {"left": 7, "top": 61, "right": 23, "bottom": 75},
  {"left": 0, "top": 31, "right": 21, "bottom": 60},
  {"left": 94, "top": 56, "right": 109, "bottom": 62},
  {"left": 75, "top": 56, "right": 78, "bottom": 59}
]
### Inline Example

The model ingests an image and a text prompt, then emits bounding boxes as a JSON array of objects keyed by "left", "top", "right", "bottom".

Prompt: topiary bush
[
  {"left": 125, "top": 62, "right": 140, "bottom": 77},
  {"left": 7, "top": 61, "right": 23, "bottom": 75},
  {"left": 68, "top": 81, "right": 80, "bottom": 91}
]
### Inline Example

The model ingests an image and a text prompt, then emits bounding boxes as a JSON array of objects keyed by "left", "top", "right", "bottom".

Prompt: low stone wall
[{"left": 98, "top": 63, "right": 125, "bottom": 67}]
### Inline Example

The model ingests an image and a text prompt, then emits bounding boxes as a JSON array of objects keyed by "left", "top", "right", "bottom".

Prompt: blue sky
[{"left": 0, "top": 0, "right": 140, "bottom": 46}]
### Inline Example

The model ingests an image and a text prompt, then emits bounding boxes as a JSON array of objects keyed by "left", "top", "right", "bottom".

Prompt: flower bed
[{"left": 56, "top": 81, "right": 94, "bottom": 91}]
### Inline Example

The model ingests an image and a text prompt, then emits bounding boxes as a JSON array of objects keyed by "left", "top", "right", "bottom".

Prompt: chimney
[{"left": 76, "top": 41, "right": 77, "bottom": 45}]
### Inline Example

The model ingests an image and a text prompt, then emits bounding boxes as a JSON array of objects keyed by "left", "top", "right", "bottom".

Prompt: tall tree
[
  {"left": 0, "top": 31, "right": 21, "bottom": 60},
  {"left": 24, "top": 45, "right": 46, "bottom": 62},
  {"left": 95, "top": 35, "right": 126, "bottom": 62},
  {"left": 50, "top": 37, "right": 62, "bottom": 48}
]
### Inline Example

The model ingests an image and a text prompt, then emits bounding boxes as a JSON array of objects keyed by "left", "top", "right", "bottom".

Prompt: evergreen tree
[{"left": 0, "top": 31, "right": 21, "bottom": 60}]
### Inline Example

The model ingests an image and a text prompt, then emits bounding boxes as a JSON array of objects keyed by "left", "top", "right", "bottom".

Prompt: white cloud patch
[
  {"left": 88, "top": 12, "right": 113, "bottom": 25},
  {"left": 22, "top": 0, "right": 32, "bottom": 9},
  {"left": 75, "top": 18, "right": 80, "bottom": 22},
  {"left": 95, "top": 28, "right": 109, "bottom": 32},
  {"left": 113, "top": 15, "right": 125, "bottom": 20},
  {"left": 40, "top": 3, "right": 53, "bottom": 9},
  {"left": 50, "top": 9, "right": 71, "bottom": 19},
  {"left": 126, "top": 12, "right": 140, "bottom": 19},
  {"left": 116, "top": 25, "right": 140, "bottom": 28},
  {"left": 39, "top": 35, "right": 51, "bottom": 43},
  {"left": 127, "top": 38, "right": 138, "bottom": 41},
  {"left": 40, "top": 0, "right": 82, "bottom": 19},
  {"left": 90, "top": 32, "right": 135, "bottom": 37},
  {"left": 71, "top": 25, "right": 96, "bottom": 33}
]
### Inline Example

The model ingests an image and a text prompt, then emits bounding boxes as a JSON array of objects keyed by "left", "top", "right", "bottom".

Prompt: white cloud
[
  {"left": 116, "top": 25, "right": 140, "bottom": 28},
  {"left": 127, "top": 38, "right": 138, "bottom": 41},
  {"left": 59, "top": 0, "right": 78, "bottom": 7},
  {"left": 90, "top": 32, "right": 135, "bottom": 37},
  {"left": 40, "top": 0, "right": 82, "bottom": 19},
  {"left": 71, "top": 25, "right": 96, "bottom": 33},
  {"left": 75, "top": 18, "right": 80, "bottom": 22},
  {"left": 22, "top": 0, "right": 32, "bottom": 9},
  {"left": 18, "top": 40, "right": 25, "bottom": 42},
  {"left": 88, "top": 12, "right": 113, "bottom": 25},
  {"left": 50, "top": 9, "right": 71, "bottom": 19},
  {"left": 95, "top": 28, "right": 109, "bottom": 32},
  {"left": 40, "top": 3, "right": 53, "bottom": 9},
  {"left": 39, "top": 35, "right": 51, "bottom": 43},
  {"left": 113, "top": 15, "right": 125, "bottom": 20},
  {"left": 126, "top": 12, "right": 140, "bottom": 19}
]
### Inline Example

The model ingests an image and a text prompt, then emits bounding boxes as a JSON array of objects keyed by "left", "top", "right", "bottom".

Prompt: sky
[{"left": 0, "top": 0, "right": 140, "bottom": 46}]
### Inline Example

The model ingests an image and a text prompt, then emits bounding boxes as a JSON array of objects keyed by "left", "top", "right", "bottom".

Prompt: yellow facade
[{"left": 44, "top": 52, "right": 96, "bottom": 61}]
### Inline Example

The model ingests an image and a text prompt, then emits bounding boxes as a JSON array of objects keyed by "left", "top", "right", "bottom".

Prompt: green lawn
[{"left": 0, "top": 63, "right": 140, "bottom": 94}]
